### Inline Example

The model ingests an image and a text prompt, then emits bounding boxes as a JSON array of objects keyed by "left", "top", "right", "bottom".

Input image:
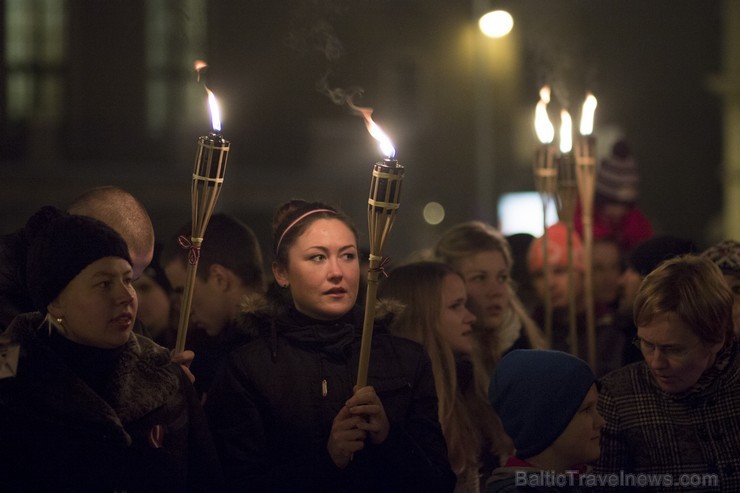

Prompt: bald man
[
  {"left": 0, "top": 186, "right": 155, "bottom": 328},
  {"left": 67, "top": 186, "right": 155, "bottom": 279}
]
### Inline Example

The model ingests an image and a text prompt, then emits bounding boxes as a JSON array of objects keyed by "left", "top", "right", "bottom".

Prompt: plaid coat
[{"left": 594, "top": 340, "right": 740, "bottom": 492}]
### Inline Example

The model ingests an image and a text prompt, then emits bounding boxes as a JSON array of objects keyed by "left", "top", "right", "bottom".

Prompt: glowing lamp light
[
  {"left": 579, "top": 93, "right": 597, "bottom": 136},
  {"left": 559, "top": 110, "right": 573, "bottom": 154},
  {"left": 479, "top": 10, "right": 514, "bottom": 38}
]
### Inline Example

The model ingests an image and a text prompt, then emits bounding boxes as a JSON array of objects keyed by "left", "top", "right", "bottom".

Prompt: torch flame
[
  {"left": 194, "top": 60, "right": 208, "bottom": 82},
  {"left": 366, "top": 118, "right": 395, "bottom": 158},
  {"left": 579, "top": 93, "right": 597, "bottom": 136},
  {"left": 206, "top": 87, "right": 222, "bottom": 132},
  {"left": 539, "top": 85, "right": 551, "bottom": 104},
  {"left": 193, "top": 59, "right": 221, "bottom": 131},
  {"left": 534, "top": 85, "right": 555, "bottom": 144},
  {"left": 347, "top": 100, "right": 395, "bottom": 158},
  {"left": 559, "top": 110, "right": 573, "bottom": 154}
]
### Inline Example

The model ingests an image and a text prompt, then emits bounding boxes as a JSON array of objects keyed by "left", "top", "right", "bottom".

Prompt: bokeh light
[
  {"left": 479, "top": 10, "right": 514, "bottom": 38},
  {"left": 423, "top": 202, "right": 446, "bottom": 225}
]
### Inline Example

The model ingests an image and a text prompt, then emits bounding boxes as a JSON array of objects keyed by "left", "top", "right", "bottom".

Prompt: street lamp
[
  {"left": 472, "top": 2, "right": 515, "bottom": 222},
  {"left": 479, "top": 10, "right": 514, "bottom": 38}
]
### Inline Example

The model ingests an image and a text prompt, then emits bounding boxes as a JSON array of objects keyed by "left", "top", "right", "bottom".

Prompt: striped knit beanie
[
  {"left": 703, "top": 240, "right": 740, "bottom": 275},
  {"left": 596, "top": 140, "right": 639, "bottom": 204}
]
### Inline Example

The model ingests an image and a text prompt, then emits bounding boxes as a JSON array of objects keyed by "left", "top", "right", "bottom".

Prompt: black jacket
[
  {"left": 0, "top": 313, "right": 224, "bottom": 493},
  {"left": 0, "top": 229, "right": 34, "bottom": 329},
  {"left": 205, "top": 295, "right": 456, "bottom": 493}
]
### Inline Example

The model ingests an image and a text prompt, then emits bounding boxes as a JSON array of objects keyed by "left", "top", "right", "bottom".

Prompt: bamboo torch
[
  {"left": 533, "top": 86, "right": 557, "bottom": 345},
  {"left": 174, "top": 85, "right": 230, "bottom": 354},
  {"left": 555, "top": 109, "right": 579, "bottom": 357},
  {"left": 574, "top": 93, "right": 598, "bottom": 370},
  {"left": 351, "top": 105, "right": 404, "bottom": 388}
]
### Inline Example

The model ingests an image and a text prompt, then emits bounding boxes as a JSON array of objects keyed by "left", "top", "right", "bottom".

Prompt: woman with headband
[{"left": 205, "top": 199, "right": 455, "bottom": 493}]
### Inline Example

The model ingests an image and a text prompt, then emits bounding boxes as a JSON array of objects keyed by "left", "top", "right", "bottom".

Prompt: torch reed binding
[
  {"left": 575, "top": 135, "right": 598, "bottom": 369},
  {"left": 555, "top": 151, "right": 579, "bottom": 357},
  {"left": 534, "top": 144, "right": 558, "bottom": 345},
  {"left": 174, "top": 133, "right": 230, "bottom": 354},
  {"left": 357, "top": 158, "right": 404, "bottom": 387}
]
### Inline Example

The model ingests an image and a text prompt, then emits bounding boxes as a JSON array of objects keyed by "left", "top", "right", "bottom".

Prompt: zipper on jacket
[{"left": 321, "top": 378, "right": 328, "bottom": 397}]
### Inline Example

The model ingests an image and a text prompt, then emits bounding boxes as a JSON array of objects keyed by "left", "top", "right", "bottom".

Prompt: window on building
[
  {"left": 4, "top": 0, "right": 66, "bottom": 123},
  {"left": 145, "top": 0, "right": 207, "bottom": 136}
]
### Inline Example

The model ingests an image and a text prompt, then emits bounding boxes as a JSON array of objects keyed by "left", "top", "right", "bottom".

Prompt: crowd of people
[{"left": 0, "top": 137, "right": 739, "bottom": 493}]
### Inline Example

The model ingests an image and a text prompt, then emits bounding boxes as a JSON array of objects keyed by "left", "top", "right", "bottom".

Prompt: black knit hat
[
  {"left": 629, "top": 235, "right": 697, "bottom": 278},
  {"left": 24, "top": 206, "right": 131, "bottom": 313}
]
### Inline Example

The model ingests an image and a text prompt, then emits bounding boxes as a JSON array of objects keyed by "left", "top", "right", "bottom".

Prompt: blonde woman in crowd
[
  {"left": 379, "top": 261, "right": 513, "bottom": 493},
  {"left": 434, "top": 221, "right": 548, "bottom": 377}
]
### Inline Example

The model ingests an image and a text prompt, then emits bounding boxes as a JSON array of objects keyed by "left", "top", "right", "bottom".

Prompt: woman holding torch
[{"left": 205, "top": 199, "right": 455, "bottom": 493}]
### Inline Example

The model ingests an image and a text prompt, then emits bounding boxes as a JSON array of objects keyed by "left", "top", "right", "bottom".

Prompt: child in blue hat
[{"left": 486, "top": 350, "right": 604, "bottom": 492}]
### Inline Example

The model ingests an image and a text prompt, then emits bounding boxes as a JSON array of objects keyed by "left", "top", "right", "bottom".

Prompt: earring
[
  {"left": 281, "top": 283, "right": 289, "bottom": 289},
  {"left": 55, "top": 316, "right": 63, "bottom": 324}
]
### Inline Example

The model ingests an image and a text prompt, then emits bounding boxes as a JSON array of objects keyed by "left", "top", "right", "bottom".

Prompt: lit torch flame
[
  {"left": 347, "top": 100, "right": 395, "bottom": 158},
  {"left": 193, "top": 60, "right": 221, "bottom": 133},
  {"left": 560, "top": 110, "right": 573, "bottom": 154},
  {"left": 206, "top": 87, "right": 222, "bottom": 132},
  {"left": 534, "top": 85, "right": 555, "bottom": 144},
  {"left": 194, "top": 60, "right": 208, "bottom": 82},
  {"left": 579, "top": 93, "right": 597, "bottom": 136}
]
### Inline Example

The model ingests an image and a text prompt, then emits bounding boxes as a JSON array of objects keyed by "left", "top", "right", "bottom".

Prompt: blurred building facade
[{"left": 0, "top": 0, "right": 734, "bottom": 267}]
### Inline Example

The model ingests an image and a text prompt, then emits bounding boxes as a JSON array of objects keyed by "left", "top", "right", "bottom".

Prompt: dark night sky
[{"left": 0, "top": 0, "right": 727, "bottom": 262}]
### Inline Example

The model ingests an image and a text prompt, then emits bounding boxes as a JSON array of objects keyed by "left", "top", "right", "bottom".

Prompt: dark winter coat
[
  {"left": 0, "top": 312, "right": 224, "bottom": 493},
  {"left": 205, "top": 295, "right": 456, "bottom": 493}
]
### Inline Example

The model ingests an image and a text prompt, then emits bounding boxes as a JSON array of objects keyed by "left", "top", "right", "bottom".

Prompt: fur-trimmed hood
[
  {"left": 1, "top": 312, "right": 181, "bottom": 446},
  {"left": 237, "top": 290, "right": 404, "bottom": 320},
  {"left": 234, "top": 290, "right": 405, "bottom": 362}
]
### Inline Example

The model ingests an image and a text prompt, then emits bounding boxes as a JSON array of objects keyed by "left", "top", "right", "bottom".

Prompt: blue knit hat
[{"left": 489, "top": 350, "right": 596, "bottom": 459}]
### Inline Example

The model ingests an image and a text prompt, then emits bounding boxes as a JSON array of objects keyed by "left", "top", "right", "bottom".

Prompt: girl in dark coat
[
  {"left": 205, "top": 200, "right": 456, "bottom": 493},
  {"left": 0, "top": 206, "right": 223, "bottom": 493}
]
